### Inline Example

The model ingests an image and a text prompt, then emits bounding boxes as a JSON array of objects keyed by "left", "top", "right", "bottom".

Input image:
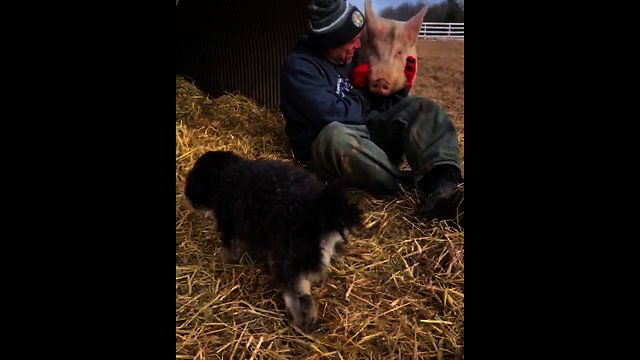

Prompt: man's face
[{"left": 324, "top": 31, "right": 363, "bottom": 65}]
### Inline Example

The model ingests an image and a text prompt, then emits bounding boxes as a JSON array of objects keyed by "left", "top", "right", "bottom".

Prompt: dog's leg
[
  {"left": 222, "top": 238, "right": 241, "bottom": 264},
  {"left": 281, "top": 276, "right": 317, "bottom": 333},
  {"left": 318, "top": 231, "right": 346, "bottom": 267},
  {"left": 216, "top": 217, "right": 240, "bottom": 263},
  {"left": 333, "top": 228, "right": 351, "bottom": 263}
]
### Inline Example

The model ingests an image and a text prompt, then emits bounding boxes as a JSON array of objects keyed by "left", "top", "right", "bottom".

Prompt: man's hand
[
  {"left": 404, "top": 56, "right": 417, "bottom": 91},
  {"left": 350, "top": 63, "right": 369, "bottom": 88},
  {"left": 351, "top": 57, "right": 417, "bottom": 91}
]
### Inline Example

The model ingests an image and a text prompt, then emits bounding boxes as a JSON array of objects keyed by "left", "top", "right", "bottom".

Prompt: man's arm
[{"left": 282, "top": 58, "right": 368, "bottom": 129}]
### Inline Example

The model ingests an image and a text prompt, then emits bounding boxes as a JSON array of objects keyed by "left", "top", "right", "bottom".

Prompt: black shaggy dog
[{"left": 184, "top": 150, "right": 363, "bottom": 332}]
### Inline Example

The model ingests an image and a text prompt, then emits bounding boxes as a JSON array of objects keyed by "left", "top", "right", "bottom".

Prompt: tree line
[{"left": 379, "top": 0, "right": 464, "bottom": 23}]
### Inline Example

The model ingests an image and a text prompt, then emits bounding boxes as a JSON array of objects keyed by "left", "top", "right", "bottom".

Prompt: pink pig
[{"left": 359, "top": 0, "right": 428, "bottom": 96}]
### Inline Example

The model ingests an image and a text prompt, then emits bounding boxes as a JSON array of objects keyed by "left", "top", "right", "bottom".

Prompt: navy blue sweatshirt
[{"left": 280, "top": 37, "right": 369, "bottom": 162}]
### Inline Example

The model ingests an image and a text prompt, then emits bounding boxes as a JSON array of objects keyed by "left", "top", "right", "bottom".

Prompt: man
[{"left": 279, "top": 0, "right": 464, "bottom": 226}]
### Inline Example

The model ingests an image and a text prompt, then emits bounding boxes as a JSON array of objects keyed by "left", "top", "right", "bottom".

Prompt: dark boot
[
  {"left": 397, "top": 170, "right": 417, "bottom": 191},
  {"left": 416, "top": 165, "right": 464, "bottom": 227}
]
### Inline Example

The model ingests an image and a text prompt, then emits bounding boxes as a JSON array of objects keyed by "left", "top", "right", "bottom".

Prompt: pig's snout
[{"left": 370, "top": 79, "right": 392, "bottom": 96}]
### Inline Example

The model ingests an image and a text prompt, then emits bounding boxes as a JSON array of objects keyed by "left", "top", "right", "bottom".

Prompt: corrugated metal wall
[{"left": 176, "top": 0, "right": 309, "bottom": 109}]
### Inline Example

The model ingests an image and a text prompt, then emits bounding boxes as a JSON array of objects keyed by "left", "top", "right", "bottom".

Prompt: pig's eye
[{"left": 397, "top": 50, "right": 403, "bottom": 55}]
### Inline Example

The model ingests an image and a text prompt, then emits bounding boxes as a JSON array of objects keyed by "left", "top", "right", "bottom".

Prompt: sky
[{"left": 349, "top": 0, "right": 442, "bottom": 14}]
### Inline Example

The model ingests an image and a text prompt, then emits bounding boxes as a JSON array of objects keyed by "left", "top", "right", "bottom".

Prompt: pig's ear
[
  {"left": 364, "top": 0, "right": 374, "bottom": 18},
  {"left": 364, "top": 0, "right": 383, "bottom": 35},
  {"left": 405, "top": 5, "right": 428, "bottom": 45}
]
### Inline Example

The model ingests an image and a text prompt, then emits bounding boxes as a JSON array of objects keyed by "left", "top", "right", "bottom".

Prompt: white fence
[{"left": 419, "top": 22, "right": 464, "bottom": 40}]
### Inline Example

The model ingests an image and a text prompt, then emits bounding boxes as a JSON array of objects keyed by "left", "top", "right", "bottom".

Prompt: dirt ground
[
  {"left": 412, "top": 40, "right": 464, "bottom": 129},
  {"left": 411, "top": 39, "right": 464, "bottom": 174}
]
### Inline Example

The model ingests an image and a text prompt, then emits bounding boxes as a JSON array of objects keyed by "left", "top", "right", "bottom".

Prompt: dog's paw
[
  {"left": 223, "top": 246, "right": 241, "bottom": 264},
  {"left": 295, "top": 294, "right": 317, "bottom": 333}
]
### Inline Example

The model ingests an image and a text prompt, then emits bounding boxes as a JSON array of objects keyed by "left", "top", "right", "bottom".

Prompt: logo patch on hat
[{"left": 352, "top": 10, "right": 364, "bottom": 28}]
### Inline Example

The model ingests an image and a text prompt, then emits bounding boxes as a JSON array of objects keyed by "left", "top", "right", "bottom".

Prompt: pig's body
[{"left": 359, "top": 0, "right": 427, "bottom": 95}]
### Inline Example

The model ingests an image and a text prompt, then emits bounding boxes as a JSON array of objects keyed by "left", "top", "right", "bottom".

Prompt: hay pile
[{"left": 176, "top": 76, "right": 464, "bottom": 359}]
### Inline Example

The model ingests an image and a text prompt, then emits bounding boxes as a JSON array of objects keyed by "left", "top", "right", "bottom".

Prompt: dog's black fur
[{"left": 184, "top": 150, "right": 363, "bottom": 332}]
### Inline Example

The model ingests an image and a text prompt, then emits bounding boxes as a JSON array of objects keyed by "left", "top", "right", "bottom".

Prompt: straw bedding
[{"left": 176, "top": 42, "right": 464, "bottom": 359}]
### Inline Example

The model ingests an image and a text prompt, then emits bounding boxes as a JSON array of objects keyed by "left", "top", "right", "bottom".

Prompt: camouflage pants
[{"left": 309, "top": 96, "right": 461, "bottom": 195}]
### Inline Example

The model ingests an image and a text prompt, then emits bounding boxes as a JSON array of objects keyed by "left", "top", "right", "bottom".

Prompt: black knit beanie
[{"left": 307, "top": 0, "right": 365, "bottom": 49}]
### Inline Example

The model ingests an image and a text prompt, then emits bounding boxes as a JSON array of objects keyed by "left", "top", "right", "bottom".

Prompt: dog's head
[
  {"left": 316, "top": 180, "right": 364, "bottom": 238},
  {"left": 184, "top": 150, "right": 243, "bottom": 210},
  {"left": 191, "top": 150, "right": 242, "bottom": 172}
]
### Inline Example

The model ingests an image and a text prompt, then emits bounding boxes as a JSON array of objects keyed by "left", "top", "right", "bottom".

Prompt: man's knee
[{"left": 314, "top": 122, "right": 360, "bottom": 152}]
